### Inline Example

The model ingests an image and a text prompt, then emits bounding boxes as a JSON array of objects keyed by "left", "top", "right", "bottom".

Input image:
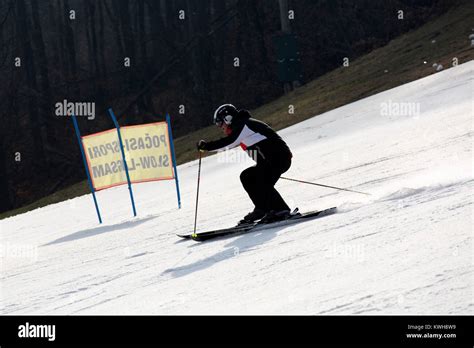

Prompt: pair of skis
[{"left": 177, "top": 207, "right": 337, "bottom": 242}]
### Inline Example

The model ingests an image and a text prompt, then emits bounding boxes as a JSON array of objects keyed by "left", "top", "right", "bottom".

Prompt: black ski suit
[{"left": 204, "top": 110, "right": 292, "bottom": 213}]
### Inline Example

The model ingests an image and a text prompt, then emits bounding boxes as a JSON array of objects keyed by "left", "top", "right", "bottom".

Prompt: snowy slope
[{"left": 1, "top": 61, "right": 473, "bottom": 315}]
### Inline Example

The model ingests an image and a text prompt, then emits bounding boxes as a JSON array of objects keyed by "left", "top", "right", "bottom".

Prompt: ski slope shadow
[
  {"left": 42, "top": 216, "right": 157, "bottom": 246},
  {"left": 162, "top": 223, "right": 305, "bottom": 279}
]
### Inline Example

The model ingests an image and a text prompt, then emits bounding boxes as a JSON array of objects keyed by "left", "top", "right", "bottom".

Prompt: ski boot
[
  {"left": 259, "top": 209, "right": 292, "bottom": 224},
  {"left": 237, "top": 208, "right": 266, "bottom": 226}
]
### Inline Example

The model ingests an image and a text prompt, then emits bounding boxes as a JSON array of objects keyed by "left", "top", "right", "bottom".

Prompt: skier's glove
[{"left": 197, "top": 140, "right": 208, "bottom": 151}]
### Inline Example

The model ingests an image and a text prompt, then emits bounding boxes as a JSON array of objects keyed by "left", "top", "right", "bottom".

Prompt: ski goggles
[{"left": 215, "top": 115, "right": 232, "bottom": 127}]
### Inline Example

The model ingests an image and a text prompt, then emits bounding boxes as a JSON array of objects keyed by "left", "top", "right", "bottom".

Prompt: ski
[
  {"left": 176, "top": 208, "right": 301, "bottom": 239},
  {"left": 177, "top": 207, "right": 337, "bottom": 242},
  {"left": 176, "top": 222, "right": 256, "bottom": 239}
]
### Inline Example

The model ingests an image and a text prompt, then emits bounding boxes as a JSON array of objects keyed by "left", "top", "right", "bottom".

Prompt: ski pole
[
  {"left": 192, "top": 151, "right": 203, "bottom": 237},
  {"left": 281, "top": 176, "right": 371, "bottom": 196}
]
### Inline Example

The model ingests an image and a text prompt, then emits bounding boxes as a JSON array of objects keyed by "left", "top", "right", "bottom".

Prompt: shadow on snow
[
  {"left": 42, "top": 215, "right": 157, "bottom": 246},
  {"left": 162, "top": 223, "right": 298, "bottom": 278}
]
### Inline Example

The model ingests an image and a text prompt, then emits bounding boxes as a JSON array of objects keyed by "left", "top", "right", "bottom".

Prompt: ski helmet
[{"left": 213, "top": 104, "right": 237, "bottom": 126}]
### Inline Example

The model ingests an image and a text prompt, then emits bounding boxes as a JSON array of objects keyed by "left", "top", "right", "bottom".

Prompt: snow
[{"left": 1, "top": 61, "right": 473, "bottom": 315}]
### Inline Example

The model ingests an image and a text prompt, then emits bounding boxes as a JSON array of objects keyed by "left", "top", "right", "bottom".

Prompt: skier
[{"left": 197, "top": 104, "right": 294, "bottom": 225}]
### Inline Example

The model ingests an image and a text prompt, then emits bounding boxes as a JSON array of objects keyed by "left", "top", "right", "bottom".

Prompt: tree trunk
[
  {"left": 104, "top": 0, "right": 125, "bottom": 62},
  {"left": 63, "top": 0, "right": 77, "bottom": 80},
  {"left": 87, "top": 0, "right": 100, "bottom": 77},
  {"left": 16, "top": 0, "right": 46, "bottom": 167},
  {"left": 0, "top": 138, "right": 13, "bottom": 212},
  {"left": 138, "top": 0, "right": 147, "bottom": 67},
  {"left": 31, "top": 0, "right": 55, "bottom": 153},
  {"left": 97, "top": 0, "right": 107, "bottom": 76}
]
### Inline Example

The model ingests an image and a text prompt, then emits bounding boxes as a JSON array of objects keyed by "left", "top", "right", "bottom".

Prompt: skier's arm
[
  {"left": 197, "top": 133, "right": 240, "bottom": 152},
  {"left": 205, "top": 131, "right": 241, "bottom": 152},
  {"left": 199, "top": 122, "right": 245, "bottom": 152}
]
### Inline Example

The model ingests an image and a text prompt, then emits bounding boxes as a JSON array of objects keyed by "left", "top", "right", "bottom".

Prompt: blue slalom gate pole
[
  {"left": 107, "top": 108, "right": 137, "bottom": 217},
  {"left": 72, "top": 114, "right": 102, "bottom": 224},
  {"left": 166, "top": 113, "right": 181, "bottom": 209}
]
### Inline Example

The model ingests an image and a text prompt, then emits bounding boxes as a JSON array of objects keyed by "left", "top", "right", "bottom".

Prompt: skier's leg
[
  {"left": 239, "top": 166, "right": 267, "bottom": 223},
  {"left": 245, "top": 164, "right": 281, "bottom": 212},
  {"left": 240, "top": 166, "right": 263, "bottom": 210},
  {"left": 267, "top": 187, "right": 290, "bottom": 211},
  {"left": 241, "top": 155, "right": 291, "bottom": 213},
  {"left": 265, "top": 156, "right": 292, "bottom": 212}
]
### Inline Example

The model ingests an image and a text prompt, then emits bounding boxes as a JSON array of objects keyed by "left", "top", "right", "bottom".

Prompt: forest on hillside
[{"left": 0, "top": 0, "right": 458, "bottom": 213}]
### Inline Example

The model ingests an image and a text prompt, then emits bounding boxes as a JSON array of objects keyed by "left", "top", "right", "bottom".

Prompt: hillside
[{"left": 1, "top": 0, "right": 473, "bottom": 219}]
